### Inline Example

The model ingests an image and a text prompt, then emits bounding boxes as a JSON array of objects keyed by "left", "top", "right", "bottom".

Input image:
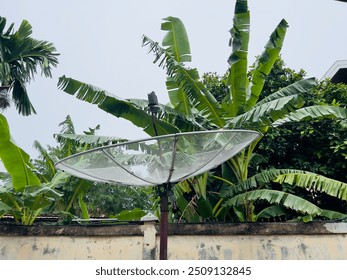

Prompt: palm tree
[
  {"left": 0, "top": 16, "right": 58, "bottom": 116},
  {"left": 57, "top": 0, "right": 347, "bottom": 221}
]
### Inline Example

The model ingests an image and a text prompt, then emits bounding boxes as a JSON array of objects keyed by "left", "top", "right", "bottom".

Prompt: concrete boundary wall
[{"left": 0, "top": 222, "right": 346, "bottom": 260}]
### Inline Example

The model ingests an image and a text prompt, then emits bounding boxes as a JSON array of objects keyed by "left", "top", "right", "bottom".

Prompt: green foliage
[
  {"left": 0, "top": 16, "right": 58, "bottom": 115},
  {"left": 0, "top": 114, "right": 41, "bottom": 192},
  {"left": 57, "top": 0, "right": 347, "bottom": 222},
  {"left": 110, "top": 208, "right": 146, "bottom": 221},
  {"left": 257, "top": 67, "right": 347, "bottom": 185},
  {"left": 32, "top": 115, "right": 153, "bottom": 219},
  {"left": 0, "top": 114, "right": 63, "bottom": 225},
  {"left": 222, "top": 169, "right": 347, "bottom": 221},
  {"left": 172, "top": 173, "right": 225, "bottom": 223}
]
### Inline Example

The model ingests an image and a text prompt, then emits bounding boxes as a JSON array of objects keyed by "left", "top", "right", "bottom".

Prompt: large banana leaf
[
  {"left": 0, "top": 200, "right": 11, "bottom": 214},
  {"left": 256, "top": 205, "right": 286, "bottom": 220},
  {"left": 143, "top": 36, "right": 224, "bottom": 127},
  {"left": 161, "top": 17, "right": 191, "bottom": 63},
  {"left": 272, "top": 105, "right": 347, "bottom": 126},
  {"left": 0, "top": 114, "right": 41, "bottom": 191},
  {"left": 110, "top": 208, "right": 146, "bottom": 221},
  {"left": 245, "top": 19, "right": 288, "bottom": 110},
  {"left": 173, "top": 184, "right": 200, "bottom": 222},
  {"left": 166, "top": 78, "right": 192, "bottom": 116},
  {"left": 160, "top": 17, "right": 194, "bottom": 116},
  {"left": 223, "top": 168, "right": 347, "bottom": 203},
  {"left": 128, "top": 97, "right": 204, "bottom": 131},
  {"left": 226, "top": 0, "right": 250, "bottom": 116},
  {"left": 319, "top": 209, "right": 347, "bottom": 220},
  {"left": 23, "top": 184, "right": 62, "bottom": 211},
  {"left": 57, "top": 76, "right": 180, "bottom": 136},
  {"left": 254, "top": 78, "right": 316, "bottom": 107},
  {"left": 225, "top": 189, "right": 322, "bottom": 216},
  {"left": 54, "top": 134, "right": 127, "bottom": 146},
  {"left": 221, "top": 169, "right": 303, "bottom": 197},
  {"left": 273, "top": 172, "right": 347, "bottom": 201},
  {"left": 226, "top": 94, "right": 302, "bottom": 130}
]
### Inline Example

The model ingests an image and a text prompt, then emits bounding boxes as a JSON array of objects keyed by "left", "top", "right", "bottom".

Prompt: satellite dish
[{"left": 55, "top": 129, "right": 261, "bottom": 259}]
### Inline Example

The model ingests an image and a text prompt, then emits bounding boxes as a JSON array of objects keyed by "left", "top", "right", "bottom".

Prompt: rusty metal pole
[{"left": 159, "top": 193, "right": 168, "bottom": 260}]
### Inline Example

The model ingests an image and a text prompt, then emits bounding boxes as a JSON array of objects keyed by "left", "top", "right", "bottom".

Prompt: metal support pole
[
  {"left": 157, "top": 183, "right": 171, "bottom": 260},
  {"left": 159, "top": 193, "right": 168, "bottom": 260}
]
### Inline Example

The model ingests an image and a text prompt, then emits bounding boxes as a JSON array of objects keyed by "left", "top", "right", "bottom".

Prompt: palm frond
[
  {"left": 11, "top": 79, "right": 36, "bottom": 116},
  {"left": 0, "top": 17, "right": 59, "bottom": 115}
]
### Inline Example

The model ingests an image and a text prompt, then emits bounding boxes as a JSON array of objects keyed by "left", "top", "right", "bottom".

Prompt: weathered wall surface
[{"left": 0, "top": 222, "right": 346, "bottom": 260}]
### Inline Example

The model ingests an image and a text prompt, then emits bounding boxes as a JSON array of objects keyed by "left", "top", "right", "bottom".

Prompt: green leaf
[
  {"left": 128, "top": 97, "right": 203, "bottom": 131},
  {"left": 55, "top": 134, "right": 127, "bottom": 146},
  {"left": 226, "top": 0, "right": 250, "bottom": 115},
  {"left": 15, "top": 19, "right": 32, "bottom": 38},
  {"left": 223, "top": 168, "right": 347, "bottom": 206},
  {"left": 111, "top": 208, "right": 146, "bottom": 221},
  {"left": 173, "top": 184, "right": 200, "bottom": 222},
  {"left": 32, "top": 140, "right": 56, "bottom": 181},
  {"left": 0, "top": 201, "right": 11, "bottom": 212},
  {"left": 273, "top": 172, "right": 347, "bottom": 201},
  {"left": 225, "top": 189, "right": 322, "bottom": 216},
  {"left": 161, "top": 17, "right": 191, "bottom": 63},
  {"left": 255, "top": 78, "right": 316, "bottom": 107},
  {"left": 142, "top": 36, "right": 224, "bottom": 127},
  {"left": 57, "top": 76, "right": 180, "bottom": 136},
  {"left": 246, "top": 19, "right": 288, "bottom": 109},
  {"left": 78, "top": 193, "right": 89, "bottom": 219},
  {"left": 0, "top": 114, "right": 41, "bottom": 191},
  {"left": 319, "top": 209, "right": 347, "bottom": 220},
  {"left": 227, "top": 94, "right": 301, "bottom": 130},
  {"left": 22, "top": 183, "right": 62, "bottom": 211},
  {"left": 196, "top": 196, "right": 213, "bottom": 219},
  {"left": 256, "top": 205, "right": 286, "bottom": 220},
  {"left": 0, "top": 16, "right": 59, "bottom": 115},
  {"left": 272, "top": 105, "right": 347, "bottom": 127},
  {"left": 166, "top": 78, "right": 192, "bottom": 116}
]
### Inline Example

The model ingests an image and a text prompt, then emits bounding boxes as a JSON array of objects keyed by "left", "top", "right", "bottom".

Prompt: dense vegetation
[{"left": 1, "top": 0, "right": 347, "bottom": 224}]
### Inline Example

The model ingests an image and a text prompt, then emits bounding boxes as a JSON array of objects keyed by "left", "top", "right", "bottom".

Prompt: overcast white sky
[{"left": 1, "top": 0, "right": 347, "bottom": 163}]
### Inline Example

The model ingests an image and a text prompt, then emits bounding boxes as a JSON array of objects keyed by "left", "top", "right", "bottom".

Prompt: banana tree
[
  {"left": 221, "top": 169, "right": 347, "bottom": 222},
  {"left": 58, "top": 0, "right": 347, "bottom": 221},
  {"left": 32, "top": 115, "right": 120, "bottom": 219},
  {"left": 33, "top": 115, "right": 150, "bottom": 219},
  {"left": 0, "top": 114, "right": 62, "bottom": 224}
]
